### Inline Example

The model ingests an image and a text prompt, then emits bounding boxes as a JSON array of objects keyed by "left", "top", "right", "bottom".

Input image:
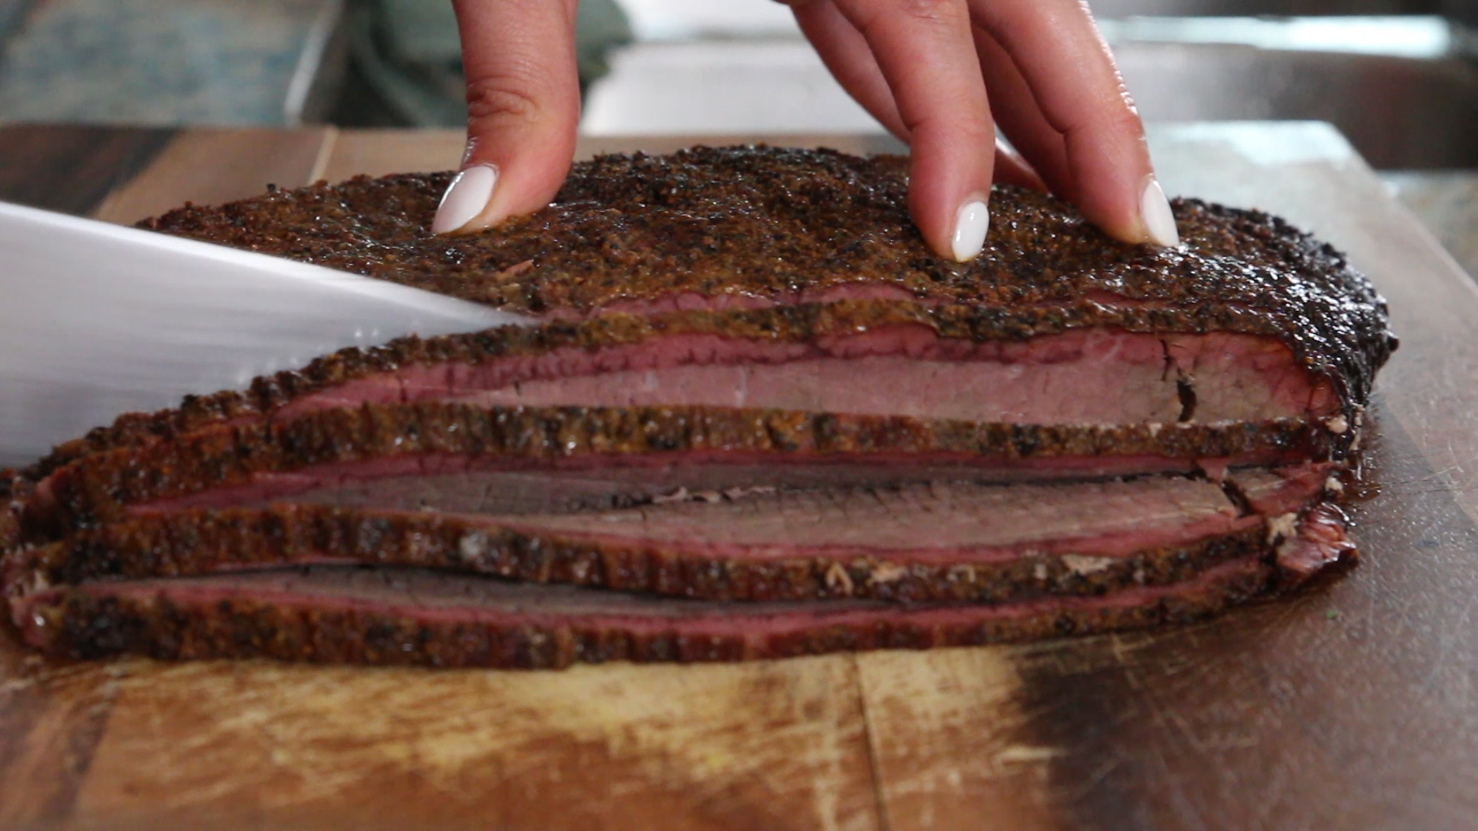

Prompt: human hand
[
  {"left": 431, "top": 0, "right": 581, "bottom": 238},
  {"left": 778, "top": 0, "right": 1180, "bottom": 259},
  {"left": 433, "top": 0, "right": 1180, "bottom": 262}
]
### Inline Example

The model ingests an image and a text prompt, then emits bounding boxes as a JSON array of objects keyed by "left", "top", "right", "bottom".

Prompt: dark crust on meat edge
[
  {"left": 21, "top": 403, "right": 1327, "bottom": 543},
  {"left": 0, "top": 144, "right": 1390, "bottom": 665},
  {"left": 5, "top": 503, "right": 1271, "bottom": 604},
  {"left": 137, "top": 145, "right": 1396, "bottom": 420},
  {"left": 15, "top": 298, "right": 1350, "bottom": 491},
  {"left": 20, "top": 560, "right": 1274, "bottom": 668}
]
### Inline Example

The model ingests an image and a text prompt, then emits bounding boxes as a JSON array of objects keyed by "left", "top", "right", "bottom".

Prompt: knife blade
[{"left": 0, "top": 200, "right": 535, "bottom": 467}]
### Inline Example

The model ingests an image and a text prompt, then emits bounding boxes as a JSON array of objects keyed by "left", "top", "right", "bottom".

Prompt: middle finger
[{"left": 828, "top": 0, "right": 996, "bottom": 261}]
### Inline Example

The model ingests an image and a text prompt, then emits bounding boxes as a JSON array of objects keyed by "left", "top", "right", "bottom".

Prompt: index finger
[
  {"left": 435, "top": 0, "right": 581, "bottom": 235},
  {"left": 829, "top": 0, "right": 997, "bottom": 262},
  {"left": 789, "top": 0, "right": 1047, "bottom": 192},
  {"left": 969, "top": 0, "right": 1178, "bottom": 246}
]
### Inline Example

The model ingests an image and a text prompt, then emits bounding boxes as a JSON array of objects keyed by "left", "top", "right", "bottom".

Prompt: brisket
[
  {"left": 10, "top": 470, "right": 1354, "bottom": 668},
  {"left": 14, "top": 559, "right": 1274, "bottom": 668},
  {"left": 17, "top": 403, "right": 1326, "bottom": 544},
  {"left": 10, "top": 467, "right": 1332, "bottom": 604},
  {"left": 0, "top": 146, "right": 1394, "bottom": 667},
  {"left": 19, "top": 300, "right": 1347, "bottom": 490},
  {"left": 138, "top": 146, "right": 1396, "bottom": 410}
]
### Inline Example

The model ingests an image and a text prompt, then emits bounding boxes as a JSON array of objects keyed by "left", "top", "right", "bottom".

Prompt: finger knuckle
[
  {"left": 896, "top": 0, "right": 959, "bottom": 26},
  {"left": 855, "top": 0, "right": 960, "bottom": 35},
  {"left": 1058, "top": 85, "right": 1144, "bottom": 135},
  {"left": 1097, "top": 100, "right": 1144, "bottom": 133},
  {"left": 464, "top": 74, "right": 545, "bottom": 124}
]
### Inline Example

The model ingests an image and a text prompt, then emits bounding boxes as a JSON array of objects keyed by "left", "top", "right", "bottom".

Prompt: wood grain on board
[
  {"left": 0, "top": 656, "right": 119, "bottom": 831},
  {"left": 0, "top": 124, "right": 1476, "bottom": 830},
  {"left": 70, "top": 657, "right": 880, "bottom": 831},
  {"left": 857, "top": 649, "right": 1058, "bottom": 831}
]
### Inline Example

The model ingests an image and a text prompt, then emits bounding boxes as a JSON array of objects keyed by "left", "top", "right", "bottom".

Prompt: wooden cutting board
[{"left": 1, "top": 122, "right": 1475, "bottom": 831}]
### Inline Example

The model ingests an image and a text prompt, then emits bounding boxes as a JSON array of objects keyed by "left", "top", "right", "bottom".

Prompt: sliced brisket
[
  {"left": 0, "top": 146, "right": 1392, "bottom": 667},
  {"left": 11, "top": 466, "right": 1355, "bottom": 667},
  {"left": 19, "top": 300, "right": 1347, "bottom": 490},
  {"left": 18, "top": 402, "right": 1327, "bottom": 544},
  {"left": 14, "top": 559, "right": 1273, "bottom": 668},
  {"left": 10, "top": 469, "right": 1312, "bottom": 604}
]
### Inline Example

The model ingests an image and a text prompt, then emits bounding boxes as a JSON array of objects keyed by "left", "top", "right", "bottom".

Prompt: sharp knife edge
[{"left": 0, "top": 200, "right": 535, "bottom": 466}]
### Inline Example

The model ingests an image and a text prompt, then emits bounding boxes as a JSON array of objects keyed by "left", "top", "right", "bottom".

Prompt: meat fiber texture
[{"left": 0, "top": 146, "right": 1393, "bottom": 669}]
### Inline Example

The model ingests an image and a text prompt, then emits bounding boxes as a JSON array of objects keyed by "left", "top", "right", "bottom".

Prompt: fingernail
[
  {"left": 951, "top": 198, "right": 990, "bottom": 262},
  {"left": 1140, "top": 176, "right": 1180, "bottom": 248},
  {"left": 432, "top": 164, "right": 498, "bottom": 234}
]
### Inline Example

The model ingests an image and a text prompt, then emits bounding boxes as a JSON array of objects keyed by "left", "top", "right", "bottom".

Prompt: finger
[
  {"left": 830, "top": 0, "right": 997, "bottom": 261},
  {"left": 433, "top": 0, "right": 581, "bottom": 235},
  {"left": 969, "top": 0, "right": 1178, "bottom": 246},
  {"left": 792, "top": 0, "right": 1045, "bottom": 193},
  {"left": 971, "top": 25, "right": 1072, "bottom": 200},
  {"left": 789, "top": 0, "right": 907, "bottom": 139}
]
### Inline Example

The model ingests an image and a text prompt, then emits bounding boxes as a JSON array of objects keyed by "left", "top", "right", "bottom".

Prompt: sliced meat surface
[
  {"left": 11, "top": 474, "right": 1287, "bottom": 605},
  {"left": 13, "top": 559, "right": 1274, "bottom": 668},
  {"left": 497, "top": 477, "right": 1242, "bottom": 557},
  {"left": 187, "top": 460, "right": 1210, "bottom": 517},
  {"left": 19, "top": 403, "right": 1326, "bottom": 544},
  {"left": 7, "top": 464, "right": 1335, "bottom": 605},
  {"left": 18, "top": 301, "right": 1346, "bottom": 490},
  {"left": 288, "top": 325, "right": 1332, "bottom": 425}
]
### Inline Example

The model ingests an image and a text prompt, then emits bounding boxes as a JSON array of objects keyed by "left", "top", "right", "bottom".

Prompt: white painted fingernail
[
  {"left": 432, "top": 164, "right": 498, "bottom": 234},
  {"left": 951, "top": 199, "right": 989, "bottom": 262},
  {"left": 1140, "top": 177, "right": 1180, "bottom": 248}
]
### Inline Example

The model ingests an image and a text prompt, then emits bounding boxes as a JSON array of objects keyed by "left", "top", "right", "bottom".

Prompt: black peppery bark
[{"left": 139, "top": 145, "right": 1396, "bottom": 414}]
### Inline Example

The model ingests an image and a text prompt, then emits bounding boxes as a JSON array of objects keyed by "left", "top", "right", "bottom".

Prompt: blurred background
[{"left": 0, "top": 0, "right": 1474, "bottom": 274}]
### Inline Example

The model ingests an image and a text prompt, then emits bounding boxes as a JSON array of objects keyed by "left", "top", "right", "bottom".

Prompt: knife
[{"left": 0, "top": 201, "right": 535, "bottom": 468}]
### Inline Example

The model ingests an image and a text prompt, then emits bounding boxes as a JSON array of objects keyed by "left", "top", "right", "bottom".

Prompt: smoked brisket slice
[
  {"left": 5, "top": 458, "right": 1341, "bottom": 607},
  {"left": 17, "top": 402, "right": 1328, "bottom": 545},
  {"left": 138, "top": 146, "right": 1396, "bottom": 411},
  {"left": 16, "top": 300, "right": 1350, "bottom": 490},
  {"left": 6, "top": 469, "right": 1352, "bottom": 666},
  {"left": 13, "top": 560, "right": 1273, "bottom": 667},
  {"left": 9, "top": 466, "right": 1324, "bottom": 604}
]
